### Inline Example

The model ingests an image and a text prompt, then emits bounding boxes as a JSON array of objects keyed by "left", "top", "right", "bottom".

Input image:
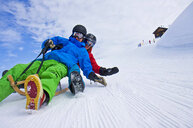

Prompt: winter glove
[
  {"left": 106, "top": 67, "right": 119, "bottom": 75},
  {"left": 44, "top": 39, "right": 55, "bottom": 49},
  {"left": 43, "top": 39, "right": 55, "bottom": 54},
  {"left": 99, "top": 67, "right": 107, "bottom": 76},
  {"left": 88, "top": 72, "right": 100, "bottom": 82},
  {"left": 99, "top": 67, "right": 119, "bottom": 76},
  {"left": 51, "top": 44, "right": 63, "bottom": 51},
  {"left": 88, "top": 72, "right": 107, "bottom": 86}
]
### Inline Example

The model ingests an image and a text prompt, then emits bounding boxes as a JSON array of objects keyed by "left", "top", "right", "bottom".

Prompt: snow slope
[
  {"left": 157, "top": 2, "right": 193, "bottom": 48},
  {"left": 1, "top": 2, "right": 193, "bottom": 128}
]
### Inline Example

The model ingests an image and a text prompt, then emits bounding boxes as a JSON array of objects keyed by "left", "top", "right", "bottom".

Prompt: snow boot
[
  {"left": 2, "top": 70, "right": 8, "bottom": 77},
  {"left": 24, "top": 75, "right": 45, "bottom": 110},
  {"left": 69, "top": 71, "right": 85, "bottom": 95}
]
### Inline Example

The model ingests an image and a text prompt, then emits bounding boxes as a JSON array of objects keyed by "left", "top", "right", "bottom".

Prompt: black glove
[
  {"left": 44, "top": 39, "right": 55, "bottom": 48},
  {"left": 99, "top": 67, "right": 119, "bottom": 76},
  {"left": 99, "top": 67, "right": 108, "bottom": 76},
  {"left": 88, "top": 72, "right": 100, "bottom": 82},
  {"left": 51, "top": 44, "right": 63, "bottom": 51},
  {"left": 43, "top": 39, "right": 55, "bottom": 53},
  {"left": 44, "top": 39, "right": 52, "bottom": 47}
]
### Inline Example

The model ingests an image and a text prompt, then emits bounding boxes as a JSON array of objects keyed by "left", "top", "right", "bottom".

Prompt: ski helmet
[
  {"left": 72, "top": 25, "right": 87, "bottom": 36},
  {"left": 85, "top": 33, "right": 96, "bottom": 46}
]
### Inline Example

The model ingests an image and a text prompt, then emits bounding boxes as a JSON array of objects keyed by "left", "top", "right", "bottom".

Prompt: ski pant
[
  {"left": 67, "top": 64, "right": 85, "bottom": 88},
  {"left": 0, "top": 60, "right": 67, "bottom": 103}
]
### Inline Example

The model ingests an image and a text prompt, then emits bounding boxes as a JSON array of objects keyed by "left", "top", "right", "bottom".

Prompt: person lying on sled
[
  {"left": 0, "top": 24, "right": 102, "bottom": 111},
  {"left": 83, "top": 33, "right": 119, "bottom": 77}
]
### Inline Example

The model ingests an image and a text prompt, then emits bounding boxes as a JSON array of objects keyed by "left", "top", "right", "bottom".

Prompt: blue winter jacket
[{"left": 41, "top": 36, "right": 93, "bottom": 78}]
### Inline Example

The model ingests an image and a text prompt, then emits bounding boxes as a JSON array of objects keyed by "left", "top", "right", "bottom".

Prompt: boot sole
[
  {"left": 24, "top": 75, "right": 43, "bottom": 110},
  {"left": 70, "top": 71, "right": 84, "bottom": 95}
]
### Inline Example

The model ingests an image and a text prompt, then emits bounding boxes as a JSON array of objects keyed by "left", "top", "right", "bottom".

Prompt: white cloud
[
  {"left": 0, "top": 65, "right": 6, "bottom": 69},
  {"left": 7, "top": 50, "right": 18, "bottom": 57},
  {"left": 0, "top": 29, "right": 21, "bottom": 42},
  {"left": 18, "top": 47, "right": 24, "bottom": 51},
  {"left": 0, "top": 29, "right": 22, "bottom": 48},
  {"left": 2, "top": 0, "right": 193, "bottom": 45},
  {"left": 32, "top": 49, "right": 41, "bottom": 54}
]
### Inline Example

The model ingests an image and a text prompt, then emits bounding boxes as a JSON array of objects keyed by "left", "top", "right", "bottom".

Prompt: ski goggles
[
  {"left": 86, "top": 40, "right": 95, "bottom": 47},
  {"left": 73, "top": 32, "right": 84, "bottom": 39}
]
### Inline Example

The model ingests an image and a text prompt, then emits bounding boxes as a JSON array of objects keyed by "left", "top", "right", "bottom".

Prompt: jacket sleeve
[
  {"left": 78, "top": 49, "right": 94, "bottom": 79},
  {"left": 41, "top": 36, "right": 68, "bottom": 49},
  {"left": 89, "top": 52, "right": 101, "bottom": 74}
]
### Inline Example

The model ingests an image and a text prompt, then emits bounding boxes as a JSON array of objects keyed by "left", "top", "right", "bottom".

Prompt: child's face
[
  {"left": 85, "top": 40, "right": 93, "bottom": 50},
  {"left": 75, "top": 37, "right": 83, "bottom": 42}
]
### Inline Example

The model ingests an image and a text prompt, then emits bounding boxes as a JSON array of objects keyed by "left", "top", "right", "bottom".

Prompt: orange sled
[{"left": 7, "top": 74, "right": 68, "bottom": 96}]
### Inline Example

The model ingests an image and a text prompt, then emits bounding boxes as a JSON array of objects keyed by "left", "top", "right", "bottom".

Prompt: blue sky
[
  {"left": 0, "top": 0, "right": 192, "bottom": 75},
  {"left": 0, "top": 0, "right": 37, "bottom": 70}
]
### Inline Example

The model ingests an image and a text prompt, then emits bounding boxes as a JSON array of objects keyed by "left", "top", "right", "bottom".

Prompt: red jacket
[{"left": 87, "top": 48, "right": 101, "bottom": 74}]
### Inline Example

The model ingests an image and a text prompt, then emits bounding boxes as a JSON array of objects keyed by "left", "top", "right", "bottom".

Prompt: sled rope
[
  {"left": 7, "top": 41, "right": 68, "bottom": 96},
  {"left": 14, "top": 42, "right": 50, "bottom": 84}
]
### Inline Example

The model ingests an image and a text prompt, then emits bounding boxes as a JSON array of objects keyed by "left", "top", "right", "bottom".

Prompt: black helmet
[
  {"left": 85, "top": 33, "right": 96, "bottom": 45},
  {"left": 72, "top": 25, "right": 87, "bottom": 36}
]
